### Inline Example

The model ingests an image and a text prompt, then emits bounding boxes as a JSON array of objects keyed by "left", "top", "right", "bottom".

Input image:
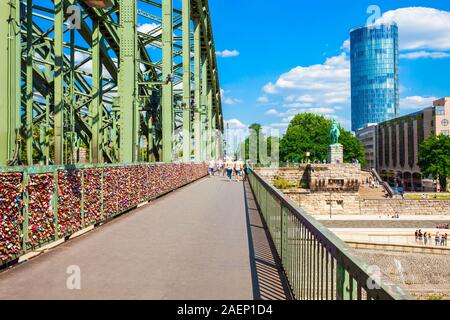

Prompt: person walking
[
  {"left": 218, "top": 158, "right": 224, "bottom": 176},
  {"left": 424, "top": 232, "right": 428, "bottom": 245},
  {"left": 208, "top": 159, "right": 216, "bottom": 177},
  {"left": 435, "top": 233, "right": 440, "bottom": 246},
  {"left": 235, "top": 159, "right": 244, "bottom": 182},
  {"left": 225, "top": 158, "right": 234, "bottom": 181}
]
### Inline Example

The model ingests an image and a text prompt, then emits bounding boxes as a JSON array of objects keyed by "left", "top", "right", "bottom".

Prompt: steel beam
[
  {"left": 193, "top": 17, "right": 202, "bottom": 162},
  {"left": 118, "top": 0, "right": 138, "bottom": 163},
  {"left": 54, "top": 0, "right": 65, "bottom": 164},
  {"left": 90, "top": 19, "right": 103, "bottom": 163},
  {"left": 0, "top": 0, "right": 20, "bottom": 166},
  {"left": 182, "top": 0, "right": 191, "bottom": 163},
  {"left": 201, "top": 55, "right": 208, "bottom": 162}
]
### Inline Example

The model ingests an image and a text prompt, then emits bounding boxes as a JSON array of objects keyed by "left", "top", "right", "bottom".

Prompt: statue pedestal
[{"left": 328, "top": 144, "right": 343, "bottom": 164}]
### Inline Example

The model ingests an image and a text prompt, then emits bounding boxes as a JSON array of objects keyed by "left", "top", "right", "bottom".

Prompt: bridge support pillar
[
  {"left": 0, "top": 0, "right": 20, "bottom": 166},
  {"left": 119, "top": 0, "right": 138, "bottom": 163},
  {"left": 162, "top": 0, "right": 174, "bottom": 163},
  {"left": 54, "top": 0, "right": 65, "bottom": 165},
  {"left": 193, "top": 18, "right": 202, "bottom": 162},
  {"left": 90, "top": 19, "right": 103, "bottom": 163},
  {"left": 201, "top": 56, "right": 209, "bottom": 162},
  {"left": 182, "top": 0, "right": 191, "bottom": 163}
]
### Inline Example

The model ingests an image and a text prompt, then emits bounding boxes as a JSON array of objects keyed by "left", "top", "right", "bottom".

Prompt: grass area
[{"left": 405, "top": 194, "right": 450, "bottom": 200}]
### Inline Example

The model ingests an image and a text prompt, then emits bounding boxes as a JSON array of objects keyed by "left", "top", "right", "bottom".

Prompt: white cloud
[
  {"left": 399, "top": 51, "right": 450, "bottom": 60},
  {"left": 72, "top": 51, "right": 113, "bottom": 79},
  {"left": 266, "top": 109, "right": 279, "bottom": 116},
  {"left": 257, "top": 95, "right": 269, "bottom": 103},
  {"left": 221, "top": 88, "right": 242, "bottom": 105},
  {"left": 138, "top": 23, "right": 161, "bottom": 35},
  {"left": 262, "top": 52, "right": 350, "bottom": 108},
  {"left": 341, "top": 39, "right": 350, "bottom": 52},
  {"left": 224, "top": 97, "right": 243, "bottom": 105},
  {"left": 375, "top": 7, "right": 450, "bottom": 51},
  {"left": 400, "top": 96, "right": 438, "bottom": 110},
  {"left": 216, "top": 49, "right": 240, "bottom": 58}
]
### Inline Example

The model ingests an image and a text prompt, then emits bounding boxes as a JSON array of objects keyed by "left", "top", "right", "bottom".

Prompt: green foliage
[
  {"left": 279, "top": 113, "right": 366, "bottom": 164},
  {"left": 418, "top": 134, "right": 450, "bottom": 191},
  {"left": 272, "top": 176, "right": 299, "bottom": 190}
]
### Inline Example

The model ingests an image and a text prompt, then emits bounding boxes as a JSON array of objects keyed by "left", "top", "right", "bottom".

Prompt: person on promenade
[
  {"left": 435, "top": 233, "right": 440, "bottom": 246},
  {"left": 243, "top": 160, "right": 251, "bottom": 181},
  {"left": 218, "top": 158, "right": 224, "bottom": 176},
  {"left": 415, "top": 230, "right": 419, "bottom": 243},
  {"left": 235, "top": 159, "right": 244, "bottom": 182},
  {"left": 424, "top": 232, "right": 428, "bottom": 245},
  {"left": 209, "top": 159, "right": 216, "bottom": 177},
  {"left": 225, "top": 158, "right": 234, "bottom": 181},
  {"left": 428, "top": 233, "right": 432, "bottom": 245}
]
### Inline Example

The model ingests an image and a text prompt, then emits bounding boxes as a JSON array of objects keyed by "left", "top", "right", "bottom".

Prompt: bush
[{"left": 273, "top": 176, "right": 299, "bottom": 190}]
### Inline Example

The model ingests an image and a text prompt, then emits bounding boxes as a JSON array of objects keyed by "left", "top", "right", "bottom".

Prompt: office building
[
  {"left": 376, "top": 98, "right": 450, "bottom": 191},
  {"left": 355, "top": 124, "right": 377, "bottom": 170},
  {"left": 350, "top": 23, "right": 399, "bottom": 131}
]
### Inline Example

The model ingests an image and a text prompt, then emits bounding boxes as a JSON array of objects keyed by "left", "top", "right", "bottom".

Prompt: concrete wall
[{"left": 285, "top": 190, "right": 450, "bottom": 216}]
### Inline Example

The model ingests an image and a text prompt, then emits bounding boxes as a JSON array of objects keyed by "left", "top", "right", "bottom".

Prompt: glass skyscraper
[{"left": 350, "top": 23, "right": 399, "bottom": 132}]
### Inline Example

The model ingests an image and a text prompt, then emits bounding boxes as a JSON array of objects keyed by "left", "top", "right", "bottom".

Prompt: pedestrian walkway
[{"left": 0, "top": 175, "right": 290, "bottom": 300}]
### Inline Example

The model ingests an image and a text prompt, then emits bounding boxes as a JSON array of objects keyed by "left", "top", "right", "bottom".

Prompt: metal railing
[
  {"left": 0, "top": 162, "right": 207, "bottom": 267},
  {"left": 248, "top": 169, "right": 412, "bottom": 300},
  {"left": 371, "top": 168, "right": 396, "bottom": 198}
]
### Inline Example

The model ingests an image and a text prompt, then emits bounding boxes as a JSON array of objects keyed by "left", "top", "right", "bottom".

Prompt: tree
[
  {"left": 418, "top": 134, "right": 450, "bottom": 191},
  {"left": 280, "top": 113, "right": 365, "bottom": 164},
  {"left": 239, "top": 123, "right": 278, "bottom": 164}
]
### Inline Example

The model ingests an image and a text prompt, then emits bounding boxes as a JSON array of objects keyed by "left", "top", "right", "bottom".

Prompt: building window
[
  {"left": 442, "top": 130, "right": 449, "bottom": 136},
  {"left": 442, "top": 119, "right": 449, "bottom": 127},
  {"left": 436, "top": 107, "right": 445, "bottom": 116}
]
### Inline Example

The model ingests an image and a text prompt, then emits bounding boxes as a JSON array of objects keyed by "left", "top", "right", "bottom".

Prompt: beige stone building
[
  {"left": 375, "top": 98, "right": 450, "bottom": 191},
  {"left": 355, "top": 124, "right": 377, "bottom": 170}
]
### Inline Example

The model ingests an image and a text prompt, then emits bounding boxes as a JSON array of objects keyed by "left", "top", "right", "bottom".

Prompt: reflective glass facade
[{"left": 350, "top": 24, "right": 399, "bottom": 131}]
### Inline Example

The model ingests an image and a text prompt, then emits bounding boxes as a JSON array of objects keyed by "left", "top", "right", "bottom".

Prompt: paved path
[{"left": 0, "top": 176, "right": 290, "bottom": 300}]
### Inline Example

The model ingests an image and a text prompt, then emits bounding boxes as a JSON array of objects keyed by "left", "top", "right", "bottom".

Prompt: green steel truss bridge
[
  {"left": 0, "top": 0, "right": 223, "bottom": 166},
  {"left": 0, "top": 0, "right": 412, "bottom": 301}
]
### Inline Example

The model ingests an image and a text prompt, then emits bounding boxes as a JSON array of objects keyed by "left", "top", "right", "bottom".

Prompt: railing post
[
  {"left": 53, "top": 169, "right": 60, "bottom": 240},
  {"left": 100, "top": 167, "right": 105, "bottom": 221},
  {"left": 22, "top": 170, "right": 30, "bottom": 253},
  {"left": 281, "top": 206, "right": 288, "bottom": 267},
  {"left": 81, "top": 169, "right": 85, "bottom": 228},
  {"left": 336, "top": 263, "right": 355, "bottom": 300}
]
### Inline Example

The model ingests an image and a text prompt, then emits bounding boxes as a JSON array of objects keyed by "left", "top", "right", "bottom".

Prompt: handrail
[{"left": 248, "top": 169, "right": 412, "bottom": 300}]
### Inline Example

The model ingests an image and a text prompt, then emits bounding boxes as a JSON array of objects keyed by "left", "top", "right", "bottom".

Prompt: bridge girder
[{"left": 0, "top": 0, "right": 223, "bottom": 166}]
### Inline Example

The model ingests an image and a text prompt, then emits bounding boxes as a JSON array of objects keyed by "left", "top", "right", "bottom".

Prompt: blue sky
[{"left": 208, "top": 0, "right": 450, "bottom": 134}]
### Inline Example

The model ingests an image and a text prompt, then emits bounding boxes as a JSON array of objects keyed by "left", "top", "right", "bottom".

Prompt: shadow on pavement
[{"left": 243, "top": 181, "right": 292, "bottom": 300}]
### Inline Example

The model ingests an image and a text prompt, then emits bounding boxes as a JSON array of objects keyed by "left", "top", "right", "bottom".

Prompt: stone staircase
[{"left": 359, "top": 185, "right": 388, "bottom": 199}]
